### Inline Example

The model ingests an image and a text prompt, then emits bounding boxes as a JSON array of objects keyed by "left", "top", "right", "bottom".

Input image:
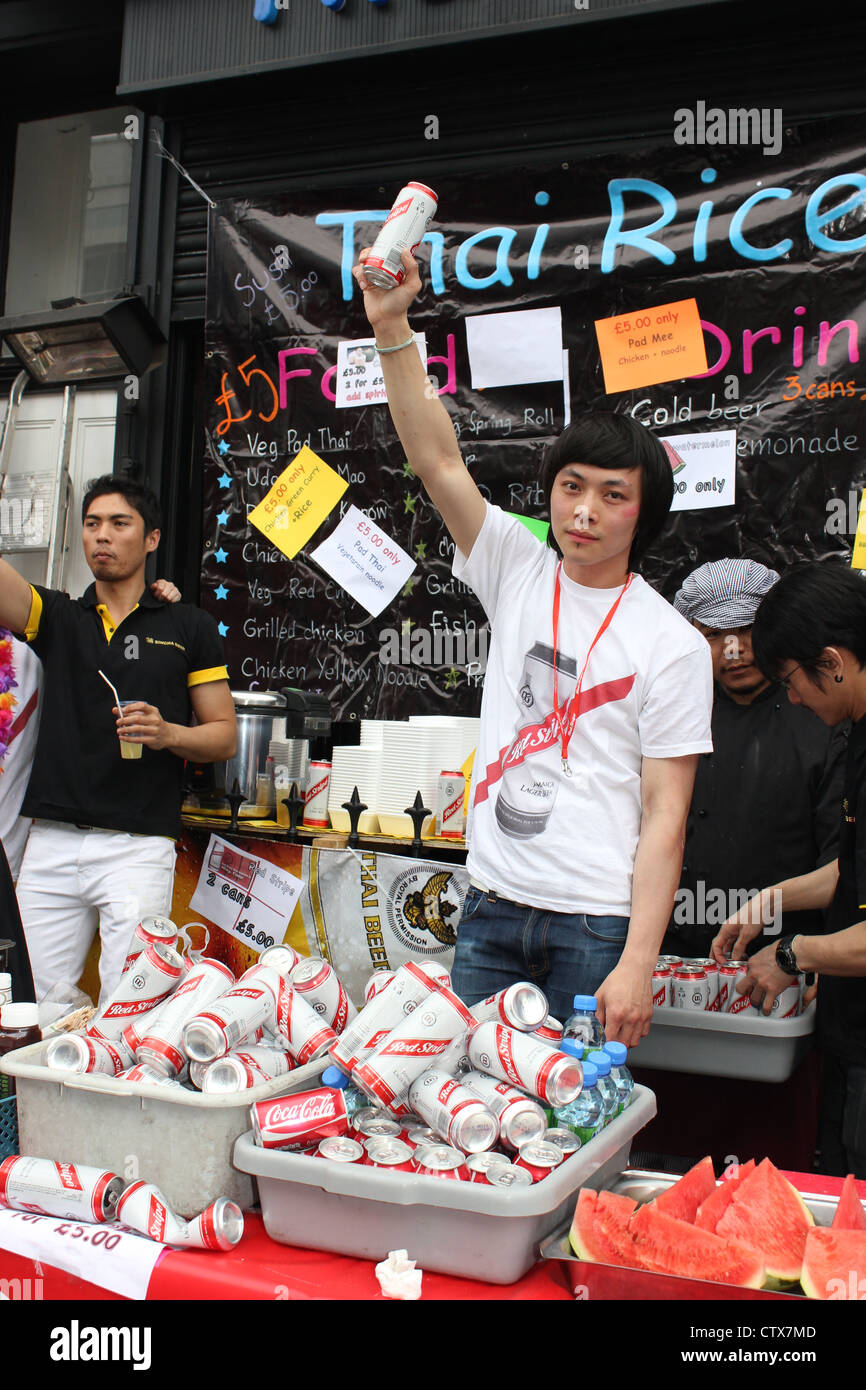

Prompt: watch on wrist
[{"left": 775, "top": 935, "right": 800, "bottom": 976}]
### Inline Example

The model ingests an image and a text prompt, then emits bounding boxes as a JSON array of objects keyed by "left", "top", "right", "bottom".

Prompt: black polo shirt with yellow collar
[{"left": 19, "top": 582, "right": 229, "bottom": 839}]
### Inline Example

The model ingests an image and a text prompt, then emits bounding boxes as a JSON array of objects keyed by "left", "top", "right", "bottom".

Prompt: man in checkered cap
[{"left": 662, "top": 558, "right": 846, "bottom": 960}]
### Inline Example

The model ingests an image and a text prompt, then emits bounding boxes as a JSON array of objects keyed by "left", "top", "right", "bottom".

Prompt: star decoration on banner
[
  {"left": 402, "top": 459, "right": 413, "bottom": 478},
  {"left": 401, "top": 618, "right": 414, "bottom": 637},
  {"left": 403, "top": 495, "right": 417, "bottom": 515},
  {"left": 214, "top": 548, "right": 228, "bottom": 564},
  {"left": 214, "top": 584, "right": 229, "bottom": 601},
  {"left": 402, "top": 576, "right": 416, "bottom": 597},
  {"left": 445, "top": 668, "right": 460, "bottom": 690},
  {"left": 216, "top": 510, "right": 230, "bottom": 527},
  {"left": 217, "top": 474, "right": 232, "bottom": 490},
  {"left": 414, "top": 540, "right": 427, "bottom": 560},
  {"left": 217, "top": 440, "right": 230, "bottom": 456},
  {"left": 217, "top": 622, "right": 229, "bottom": 638}
]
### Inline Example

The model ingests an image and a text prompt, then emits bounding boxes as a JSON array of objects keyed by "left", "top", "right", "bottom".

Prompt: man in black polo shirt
[{"left": 0, "top": 475, "right": 236, "bottom": 1003}]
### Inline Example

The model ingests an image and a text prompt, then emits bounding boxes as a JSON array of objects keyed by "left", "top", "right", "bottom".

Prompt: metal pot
[{"left": 214, "top": 690, "right": 288, "bottom": 813}]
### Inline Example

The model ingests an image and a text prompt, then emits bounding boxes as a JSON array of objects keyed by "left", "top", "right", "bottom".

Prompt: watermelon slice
[
  {"left": 650, "top": 1156, "right": 716, "bottom": 1223},
  {"left": 831, "top": 1174, "right": 866, "bottom": 1231},
  {"left": 801, "top": 1228, "right": 866, "bottom": 1299},
  {"left": 629, "top": 1202, "right": 766, "bottom": 1288},
  {"left": 569, "top": 1187, "right": 645, "bottom": 1269},
  {"left": 694, "top": 1159, "right": 757, "bottom": 1233},
  {"left": 716, "top": 1158, "right": 814, "bottom": 1283}
]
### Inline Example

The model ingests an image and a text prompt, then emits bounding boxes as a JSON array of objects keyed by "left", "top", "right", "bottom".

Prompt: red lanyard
[{"left": 551, "top": 562, "right": 633, "bottom": 774}]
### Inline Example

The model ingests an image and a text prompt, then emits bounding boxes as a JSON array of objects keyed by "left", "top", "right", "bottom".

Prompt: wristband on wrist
[{"left": 375, "top": 332, "right": 415, "bottom": 355}]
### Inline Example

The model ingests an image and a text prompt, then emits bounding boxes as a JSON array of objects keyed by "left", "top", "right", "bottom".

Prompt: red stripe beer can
[
  {"left": 407, "top": 1067, "right": 500, "bottom": 1153},
  {"left": 182, "top": 966, "right": 282, "bottom": 1062},
  {"left": 460, "top": 1070, "right": 547, "bottom": 1150},
  {"left": 272, "top": 976, "right": 338, "bottom": 1065},
  {"left": 672, "top": 965, "right": 710, "bottom": 1012},
  {"left": 116, "top": 1181, "right": 244, "bottom": 1250},
  {"left": 137, "top": 957, "right": 236, "bottom": 1075},
  {"left": 119, "top": 1063, "right": 185, "bottom": 1088},
  {"left": 317, "top": 1136, "right": 365, "bottom": 1164},
  {"left": 352, "top": 981, "right": 476, "bottom": 1113},
  {"left": 258, "top": 944, "right": 303, "bottom": 976},
  {"left": 754, "top": 978, "right": 802, "bottom": 1019},
  {"left": 469, "top": 982, "right": 549, "bottom": 1032},
  {"left": 251, "top": 1086, "right": 350, "bottom": 1151},
  {"left": 720, "top": 960, "right": 751, "bottom": 1014},
  {"left": 87, "top": 941, "right": 185, "bottom": 1042},
  {"left": 534, "top": 1015, "right": 564, "bottom": 1048},
  {"left": 123, "top": 915, "right": 179, "bottom": 973},
  {"left": 436, "top": 772, "right": 465, "bottom": 840},
  {"left": 411, "top": 1143, "right": 469, "bottom": 1181},
  {"left": 302, "top": 761, "right": 331, "bottom": 828},
  {"left": 363, "top": 1137, "right": 416, "bottom": 1172},
  {"left": 362, "top": 182, "right": 438, "bottom": 288},
  {"left": 364, "top": 969, "right": 396, "bottom": 1003},
  {"left": 652, "top": 964, "right": 672, "bottom": 1008},
  {"left": 464, "top": 1151, "right": 512, "bottom": 1184},
  {"left": 0, "top": 1156, "right": 124, "bottom": 1222},
  {"left": 288, "top": 956, "right": 357, "bottom": 1034},
  {"left": 512, "top": 1139, "right": 565, "bottom": 1183},
  {"left": 467, "top": 1021, "right": 583, "bottom": 1108},
  {"left": 201, "top": 1044, "right": 294, "bottom": 1093},
  {"left": 683, "top": 958, "right": 720, "bottom": 1011},
  {"left": 328, "top": 960, "right": 437, "bottom": 1074},
  {"left": 44, "top": 1031, "right": 133, "bottom": 1077}
]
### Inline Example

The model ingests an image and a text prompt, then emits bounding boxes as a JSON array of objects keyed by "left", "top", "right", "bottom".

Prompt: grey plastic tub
[
  {"left": 634, "top": 1002, "right": 816, "bottom": 1081},
  {"left": 233, "top": 1084, "right": 657, "bottom": 1284},
  {"left": 0, "top": 1039, "right": 322, "bottom": 1216}
]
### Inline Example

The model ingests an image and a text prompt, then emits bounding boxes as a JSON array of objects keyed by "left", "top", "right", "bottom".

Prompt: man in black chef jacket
[{"left": 663, "top": 558, "right": 845, "bottom": 960}]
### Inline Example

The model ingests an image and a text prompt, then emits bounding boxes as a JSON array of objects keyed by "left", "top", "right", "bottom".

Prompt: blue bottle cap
[
  {"left": 321, "top": 1065, "right": 349, "bottom": 1089},
  {"left": 603, "top": 1042, "right": 628, "bottom": 1064},
  {"left": 586, "top": 1049, "right": 611, "bottom": 1076},
  {"left": 580, "top": 1062, "right": 598, "bottom": 1087},
  {"left": 560, "top": 1039, "right": 585, "bottom": 1060},
  {"left": 572, "top": 995, "right": 598, "bottom": 1011}
]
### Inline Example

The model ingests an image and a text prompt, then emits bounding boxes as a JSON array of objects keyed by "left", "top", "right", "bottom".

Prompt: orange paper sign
[{"left": 594, "top": 298, "right": 708, "bottom": 394}]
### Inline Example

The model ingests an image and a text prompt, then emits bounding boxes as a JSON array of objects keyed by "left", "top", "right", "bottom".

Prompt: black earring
[{"left": 834, "top": 674, "right": 843, "bottom": 684}]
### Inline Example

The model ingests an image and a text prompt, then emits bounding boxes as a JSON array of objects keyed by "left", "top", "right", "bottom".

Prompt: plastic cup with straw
[{"left": 99, "top": 669, "right": 142, "bottom": 761}]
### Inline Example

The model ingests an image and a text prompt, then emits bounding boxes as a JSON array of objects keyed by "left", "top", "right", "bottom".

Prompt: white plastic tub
[
  {"left": 634, "top": 1002, "right": 816, "bottom": 1081},
  {"left": 234, "top": 1084, "right": 657, "bottom": 1284},
  {"left": 0, "top": 1040, "right": 321, "bottom": 1216}
]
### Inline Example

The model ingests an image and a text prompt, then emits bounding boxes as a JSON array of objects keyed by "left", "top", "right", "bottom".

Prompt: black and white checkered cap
[{"left": 674, "top": 558, "right": 780, "bottom": 629}]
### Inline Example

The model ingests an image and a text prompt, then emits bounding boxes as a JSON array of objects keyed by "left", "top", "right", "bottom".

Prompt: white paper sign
[
  {"left": 465, "top": 307, "right": 564, "bottom": 389},
  {"left": 663, "top": 429, "right": 738, "bottom": 512},
  {"left": 310, "top": 504, "right": 416, "bottom": 617},
  {"left": 189, "top": 833, "right": 303, "bottom": 953},
  {"left": 335, "top": 334, "right": 427, "bottom": 409},
  {"left": 0, "top": 1208, "right": 165, "bottom": 1300}
]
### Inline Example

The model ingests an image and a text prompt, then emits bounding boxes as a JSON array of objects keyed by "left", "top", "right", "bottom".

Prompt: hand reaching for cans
[
  {"left": 594, "top": 960, "right": 653, "bottom": 1049},
  {"left": 732, "top": 941, "right": 797, "bottom": 1016},
  {"left": 353, "top": 247, "right": 423, "bottom": 330},
  {"left": 710, "top": 907, "right": 766, "bottom": 966}
]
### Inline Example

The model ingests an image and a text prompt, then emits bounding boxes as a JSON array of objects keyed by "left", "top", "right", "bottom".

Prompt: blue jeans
[{"left": 450, "top": 885, "right": 630, "bottom": 1025}]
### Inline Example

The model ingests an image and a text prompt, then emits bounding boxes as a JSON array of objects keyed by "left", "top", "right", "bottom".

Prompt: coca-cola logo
[{"left": 264, "top": 1093, "right": 336, "bottom": 1127}]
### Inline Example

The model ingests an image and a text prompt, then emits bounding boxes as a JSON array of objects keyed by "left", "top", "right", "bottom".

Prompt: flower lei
[{"left": 0, "top": 629, "right": 18, "bottom": 768}]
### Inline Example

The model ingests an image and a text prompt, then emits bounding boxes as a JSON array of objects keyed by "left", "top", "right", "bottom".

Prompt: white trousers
[{"left": 16, "top": 820, "right": 176, "bottom": 1005}]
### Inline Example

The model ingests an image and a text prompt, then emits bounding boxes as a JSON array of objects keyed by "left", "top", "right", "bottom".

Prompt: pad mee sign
[{"left": 204, "top": 126, "right": 866, "bottom": 718}]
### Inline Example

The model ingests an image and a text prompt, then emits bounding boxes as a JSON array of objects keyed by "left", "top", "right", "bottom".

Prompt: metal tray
[{"left": 539, "top": 1167, "right": 837, "bottom": 1301}]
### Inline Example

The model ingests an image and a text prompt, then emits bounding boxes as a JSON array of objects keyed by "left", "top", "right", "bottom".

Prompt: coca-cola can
[
  {"left": 272, "top": 976, "right": 338, "bottom": 1065},
  {"left": 302, "top": 761, "right": 331, "bottom": 828},
  {"left": 401, "top": 1123, "right": 438, "bottom": 1149},
  {"left": 467, "top": 1021, "right": 583, "bottom": 1108},
  {"left": 543, "top": 1128, "right": 583, "bottom": 1157},
  {"left": 201, "top": 1044, "right": 293, "bottom": 1093},
  {"left": 317, "top": 1136, "right": 365, "bottom": 1164},
  {"left": 44, "top": 1031, "right": 132, "bottom": 1077},
  {"left": 436, "top": 771, "right": 465, "bottom": 840},
  {"left": 407, "top": 1067, "right": 500, "bottom": 1153},
  {"left": 513, "top": 1140, "right": 565, "bottom": 1182},
  {"left": 672, "top": 965, "right": 710, "bottom": 1012},
  {"left": 288, "top": 956, "right": 357, "bottom": 1035},
  {"left": 363, "top": 1137, "right": 416, "bottom": 1172},
  {"left": 683, "top": 958, "right": 720, "bottom": 1011},
  {"left": 652, "top": 964, "right": 672, "bottom": 1008},
  {"left": 352, "top": 1110, "right": 403, "bottom": 1142},
  {"left": 469, "top": 982, "right": 549, "bottom": 1032},
  {"left": 87, "top": 941, "right": 185, "bottom": 1042},
  {"left": 328, "top": 961, "right": 437, "bottom": 1074},
  {"left": 719, "top": 960, "right": 751, "bottom": 1014},
  {"left": 0, "top": 1156, "right": 124, "bottom": 1222},
  {"left": 460, "top": 1070, "right": 547, "bottom": 1151},
  {"left": 138, "top": 957, "right": 236, "bottom": 1075},
  {"left": 251, "top": 1087, "right": 350, "bottom": 1151},
  {"left": 122, "top": 915, "right": 179, "bottom": 973},
  {"left": 364, "top": 969, "right": 396, "bottom": 1003},
  {"left": 464, "top": 1151, "right": 513, "bottom": 1184},
  {"left": 485, "top": 1164, "right": 533, "bottom": 1191},
  {"left": 353, "top": 982, "right": 476, "bottom": 1113},
  {"left": 362, "top": 181, "right": 438, "bottom": 288},
  {"left": 534, "top": 1015, "right": 564, "bottom": 1048},
  {"left": 412, "top": 1143, "right": 469, "bottom": 1181}
]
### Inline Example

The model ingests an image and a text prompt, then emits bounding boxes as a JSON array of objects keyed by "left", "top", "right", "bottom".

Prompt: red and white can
[
  {"left": 485, "top": 1165, "right": 533, "bottom": 1191},
  {"left": 251, "top": 1087, "right": 350, "bottom": 1151},
  {"left": 137, "top": 957, "right": 236, "bottom": 1075},
  {"left": 534, "top": 1015, "right": 564, "bottom": 1048},
  {"left": 302, "top": 761, "right": 331, "bottom": 828},
  {"left": 0, "top": 1156, "right": 124, "bottom": 1222},
  {"left": 317, "top": 1136, "right": 364, "bottom": 1164},
  {"left": 513, "top": 1140, "right": 565, "bottom": 1183},
  {"left": 364, "top": 969, "right": 396, "bottom": 1003},
  {"left": 436, "top": 771, "right": 465, "bottom": 840},
  {"left": 411, "top": 1143, "right": 469, "bottom": 1181},
  {"left": 543, "top": 1128, "right": 583, "bottom": 1158},
  {"left": 352, "top": 982, "right": 476, "bottom": 1113},
  {"left": 401, "top": 1123, "right": 438, "bottom": 1149},
  {"left": 684, "top": 957, "right": 720, "bottom": 1011},
  {"left": 469, "top": 982, "right": 549, "bottom": 1032},
  {"left": 116, "top": 1181, "right": 244, "bottom": 1250},
  {"left": 353, "top": 1111, "right": 403, "bottom": 1144},
  {"left": 87, "top": 941, "right": 185, "bottom": 1042},
  {"left": 652, "top": 964, "right": 672, "bottom": 1008},
  {"left": 328, "top": 960, "right": 437, "bottom": 1074},
  {"left": 719, "top": 960, "right": 751, "bottom": 1014},
  {"left": 362, "top": 182, "right": 439, "bottom": 289},
  {"left": 464, "top": 1151, "right": 513, "bottom": 1184},
  {"left": 44, "top": 1031, "right": 132, "bottom": 1077},
  {"left": 288, "top": 956, "right": 356, "bottom": 1035},
  {"left": 407, "top": 1067, "right": 499, "bottom": 1153},
  {"left": 181, "top": 967, "right": 281, "bottom": 1062},
  {"left": 258, "top": 944, "right": 302, "bottom": 976},
  {"left": 272, "top": 976, "right": 338, "bottom": 1065},
  {"left": 122, "top": 915, "right": 179, "bottom": 973},
  {"left": 755, "top": 978, "right": 802, "bottom": 1019},
  {"left": 460, "top": 1070, "right": 547, "bottom": 1150},
  {"left": 672, "top": 965, "right": 710, "bottom": 1012},
  {"left": 467, "top": 1021, "right": 583, "bottom": 1108},
  {"left": 201, "top": 1044, "right": 294, "bottom": 1092},
  {"left": 119, "top": 1063, "right": 185, "bottom": 1088},
  {"left": 363, "top": 1137, "right": 416, "bottom": 1172}
]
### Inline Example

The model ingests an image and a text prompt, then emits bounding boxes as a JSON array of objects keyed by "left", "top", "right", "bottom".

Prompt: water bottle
[
  {"left": 586, "top": 1049, "right": 618, "bottom": 1123},
  {"left": 603, "top": 1041, "right": 634, "bottom": 1116},
  {"left": 321, "top": 1064, "right": 369, "bottom": 1119},
  {"left": 552, "top": 1060, "right": 602, "bottom": 1145},
  {"left": 563, "top": 995, "right": 606, "bottom": 1050}
]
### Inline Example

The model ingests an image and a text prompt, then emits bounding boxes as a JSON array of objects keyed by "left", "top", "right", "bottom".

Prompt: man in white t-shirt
[{"left": 354, "top": 248, "right": 713, "bottom": 1046}]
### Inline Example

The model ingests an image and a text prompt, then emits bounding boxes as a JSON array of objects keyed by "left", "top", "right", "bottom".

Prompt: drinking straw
[{"left": 97, "top": 668, "right": 122, "bottom": 712}]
